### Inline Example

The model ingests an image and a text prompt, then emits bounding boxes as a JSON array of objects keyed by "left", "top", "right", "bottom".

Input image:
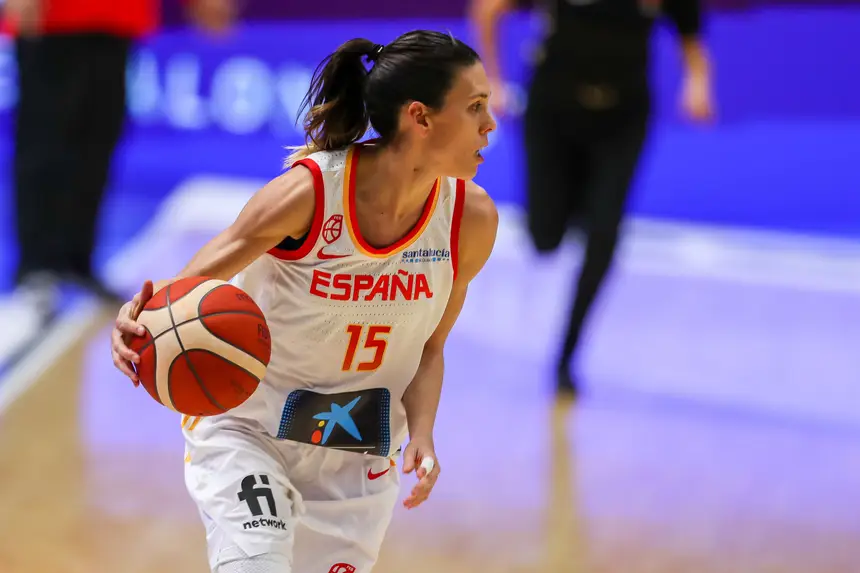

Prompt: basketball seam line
[
  {"left": 183, "top": 347, "right": 262, "bottom": 392},
  {"left": 166, "top": 282, "right": 229, "bottom": 413},
  {"left": 196, "top": 304, "right": 268, "bottom": 371},
  {"left": 149, "top": 325, "right": 158, "bottom": 407},
  {"left": 131, "top": 324, "right": 155, "bottom": 379},
  {"left": 165, "top": 282, "right": 182, "bottom": 411},
  {"left": 158, "top": 276, "right": 210, "bottom": 305},
  {"left": 133, "top": 310, "right": 265, "bottom": 354}
]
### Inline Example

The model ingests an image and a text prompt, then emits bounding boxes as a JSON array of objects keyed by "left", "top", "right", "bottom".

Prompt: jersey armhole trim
[
  {"left": 451, "top": 179, "right": 466, "bottom": 282},
  {"left": 267, "top": 157, "right": 325, "bottom": 261}
]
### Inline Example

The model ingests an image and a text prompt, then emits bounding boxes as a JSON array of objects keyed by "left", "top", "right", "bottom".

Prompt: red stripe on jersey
[
  {"left": 267, "top": 158, "right": 325, "bottom": 261},
  {"left": 345, "top": 144, "right": 440, "bottom": 258},
  {"left": 451, "top": 179, "right": 466, "bottom": 282}
]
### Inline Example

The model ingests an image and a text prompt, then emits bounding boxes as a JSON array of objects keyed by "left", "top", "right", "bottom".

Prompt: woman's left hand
[{"left": 401, "top": 435, "right": 440, "bottom": 509}]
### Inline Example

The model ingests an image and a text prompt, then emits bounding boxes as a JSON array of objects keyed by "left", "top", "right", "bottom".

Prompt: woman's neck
[{"left": 354, "top": 141, "right": 439, "bottom": 220}]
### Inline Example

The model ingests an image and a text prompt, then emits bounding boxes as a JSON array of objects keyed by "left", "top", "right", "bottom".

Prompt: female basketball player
[{"left": 110, "top": 30, "right": 498, "bottom": 573}]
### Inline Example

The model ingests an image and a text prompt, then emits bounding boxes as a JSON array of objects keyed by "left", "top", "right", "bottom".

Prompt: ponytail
[{"left": 285, "top": 38, "right": 379, "bottom": 167}]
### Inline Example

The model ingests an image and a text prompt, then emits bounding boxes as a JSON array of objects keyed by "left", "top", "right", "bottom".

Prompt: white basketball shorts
[{"left": 182, "top": 415, "right": 401, "bottom": 573}]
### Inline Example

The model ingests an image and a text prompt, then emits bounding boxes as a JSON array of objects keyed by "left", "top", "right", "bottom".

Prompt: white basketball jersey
[{"left": 226, "top": 144, "right": 465, "bottom": 452}]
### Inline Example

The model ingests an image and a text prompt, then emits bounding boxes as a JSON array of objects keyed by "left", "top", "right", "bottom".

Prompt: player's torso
[{"left": 226, "top": 145, "right": 464, "bottom": 453}]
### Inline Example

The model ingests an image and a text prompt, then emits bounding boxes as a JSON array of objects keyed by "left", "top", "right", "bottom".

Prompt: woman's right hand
[{"left": 111, "top": 280, "right": 155, "bottom": 386}]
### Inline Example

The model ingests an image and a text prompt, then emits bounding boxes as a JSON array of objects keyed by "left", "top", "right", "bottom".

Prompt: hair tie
[{"left": 367, "top": 43, "right": 385, "bottom": 63}]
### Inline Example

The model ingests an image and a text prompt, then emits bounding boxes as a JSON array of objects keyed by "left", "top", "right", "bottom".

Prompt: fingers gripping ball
[{"left": 128, "top": 277, "right": 272, "bottom": 416}]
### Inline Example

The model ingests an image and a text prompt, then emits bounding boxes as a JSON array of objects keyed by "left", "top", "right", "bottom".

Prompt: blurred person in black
[
  {"left": 470, "top": 0, "right": 715, "bottom": 396},
  {"left": 1, "top": 0, "right": 237, "bottom": 328}
]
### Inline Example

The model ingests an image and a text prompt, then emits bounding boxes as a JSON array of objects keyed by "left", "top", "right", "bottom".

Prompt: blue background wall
[{"left": 0, "top": 7, "right": 857, "bottom": 288}]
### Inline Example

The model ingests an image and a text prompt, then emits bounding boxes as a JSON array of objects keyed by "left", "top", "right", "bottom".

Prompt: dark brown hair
[{"left": 287, "top": 30, "right": 480, "bottom": 164}]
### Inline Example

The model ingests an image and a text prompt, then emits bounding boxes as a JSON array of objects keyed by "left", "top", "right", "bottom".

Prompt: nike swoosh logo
[
  {"left": 317, "top": 247, "right": 349, "bottom": 260},
  {"left": 367, "top": 467, "right": 390, "bottom": 480}
]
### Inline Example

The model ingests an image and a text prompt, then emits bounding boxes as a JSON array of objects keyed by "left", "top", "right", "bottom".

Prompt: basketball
[{"left": 128, "top": 277, "right": 272, "bottom": 416}]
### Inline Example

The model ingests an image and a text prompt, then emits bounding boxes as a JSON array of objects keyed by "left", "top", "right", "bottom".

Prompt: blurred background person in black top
[{"left": 470, "top": 0, "right": 716, "bottom": 396}]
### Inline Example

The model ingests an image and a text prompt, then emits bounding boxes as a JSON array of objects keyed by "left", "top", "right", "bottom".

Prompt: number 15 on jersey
[{"left": 342, "top": 324, "right": 391, "bottom": 372}]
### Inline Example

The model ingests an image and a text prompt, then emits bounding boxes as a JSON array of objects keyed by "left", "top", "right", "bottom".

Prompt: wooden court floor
[{"left": 2, "top": 316, "right": 860, "bottom": 573}]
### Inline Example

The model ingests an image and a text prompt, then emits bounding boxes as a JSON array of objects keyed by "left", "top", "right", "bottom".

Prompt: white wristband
[{"left": 420, "top": 456, "right": 435, "bottom": 474}]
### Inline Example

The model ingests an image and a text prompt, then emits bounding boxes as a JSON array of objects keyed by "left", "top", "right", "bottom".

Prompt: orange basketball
[{"left": 128, "top": 277, "right": 271, "bottom": 416}]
